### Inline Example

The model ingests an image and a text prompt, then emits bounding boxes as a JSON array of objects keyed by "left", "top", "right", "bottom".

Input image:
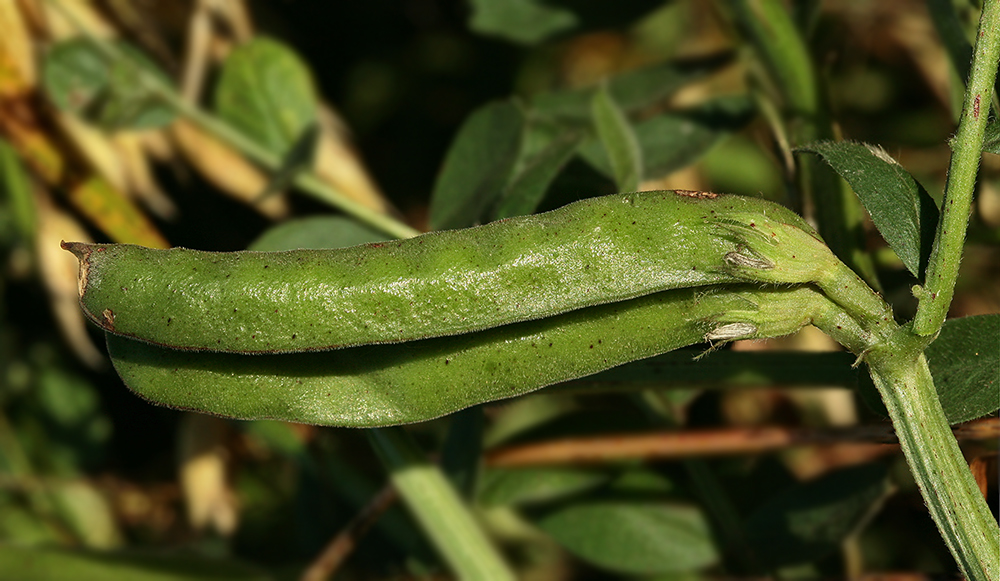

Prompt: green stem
[
  {"left": 815, "top": 262, "right": 898, "bottom": 343},
  {"left": 367, "top": 428, "right": 515, "bottom": 581},
  {"left": 173, "top": 103, "right": 421, "bottom": 239},
  {"left": 914, "top": 0, "right": 1000, "bottom": 335},
  {"left": 865, "top": 335, "right": 999, "bottom": 581}
]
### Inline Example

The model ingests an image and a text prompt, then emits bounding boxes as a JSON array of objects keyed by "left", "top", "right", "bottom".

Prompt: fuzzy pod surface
[
  {"left": 66, "top": 190, "right": 820, "bottom": 354},
  {"left": 106, "top": 285, "right": 837, "bottom": 426}
]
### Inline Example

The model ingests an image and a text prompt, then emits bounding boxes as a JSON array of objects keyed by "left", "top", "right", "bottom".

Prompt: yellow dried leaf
[
  {"left": 0, "top": 100, "right": 66, "bottom": 182},
  {"left": 66, "top": 175, "right": 170, "bottom": 248},
  {"left": 171, "top": 119, "right": 290, "bottom": 219},
  {"left": 42, "top": 0, "right": 115, "bottom": 40},
  {"left": 113, "top": 132, "right": 177, "bottom": 219},
  {"left": 0, "top": 0, "right": 35, "bottom": 89},
  {"left": 178, "top": 414, "right": 239, "bottom": 535},
  {"left": 137, "top": 130, "right": 174, "bottom": 162},
  {"left": 54, "top": 111, "right": 129, "bottom": 192},
  {"left": 315, "top": 129, "right": 398, "bottom": 217},
  {"left": 35, "top": 192, "right": 105, "bottom": 369}
]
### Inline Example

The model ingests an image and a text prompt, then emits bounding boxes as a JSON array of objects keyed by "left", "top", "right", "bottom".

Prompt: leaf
[
  {"left": 983, "top": 119, "right": 1000, "bottom": 155},
  {"left": 468, "top": 0, "right": 578, "bottom": 45},
  {"left": 530, "top": 52, "right": 734, "bottom": 124},
  {"left": 797, "top": 141, "right": 939, "bottom": 278},
  {"left": 42, "top": 38, "right": 176, "bottom": 131},
  {"left": 744, "top": 462, "right": 892, "bottom": 568},
  {"left": 491, "top": 128, "right": 582, "bottom": 219},
  {"left": 104, "top": 286, "right": 832, "bottom": 427},
  {"left": 0, "top": 138, "right": 35, "bottom": 240},
  {"left": 579, "top": 95, "right": 755, "bottom": 180},
  {"left": 43, "top": 38, "right": 115, "bottom": 116},
  {"left": 254, "top": 123, "right": 320, "bottom": 201},
  {"left": 478, "top": 467, "right": 609, "bottom": 507},
  {"left": 66, "top": 176, "right": 169, "bottom": 248},
  {"left": 441, "top": 407, "right": 485, "bottom": 497},
  {"left": 429, "top": 100, "right": 524, "bottom": 229},
  {"left": 214, "top": 37, "right": 318, "bottom": 157},
  {"left": 859, "top": 315, "right": 1000, "bottom": 424},
  {"left": 925, "top": 0, "right": 973, "bottom": 84},
  {"left": 926, "top": 314, "right": 1000, "bottom": 423},
  {"left": 537, "top": 502, "right": 718, "bottom": 574},
  {"left": 248, "top": 215, "right": 389, "bottom": 251},
  {"left": 591, "top": 86, "right": 642, "bottom": 191},
  {"left": 0, "top": 545, "right": 269, "bottom": 581}
]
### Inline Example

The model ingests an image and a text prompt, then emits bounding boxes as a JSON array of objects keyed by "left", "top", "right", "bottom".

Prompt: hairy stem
[
  {"left": 914, "top": 0, "right": 1000, "bottom": 335},
  {"left": 866, "top": 336, "right": 999, "bottom": 581}
]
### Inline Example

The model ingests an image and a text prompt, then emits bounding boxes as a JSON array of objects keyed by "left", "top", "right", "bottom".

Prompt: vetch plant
[{"left": 5, "top": 0, "right": 997, "bottom": 579}]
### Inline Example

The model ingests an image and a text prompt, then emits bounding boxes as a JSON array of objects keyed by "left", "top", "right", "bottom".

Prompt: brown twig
[
  {"left": 300, "top": 484, "right": 399, "bottom": 581},
  {"left": 485, "top": 417, "right": 1000, "bottom": 467}
]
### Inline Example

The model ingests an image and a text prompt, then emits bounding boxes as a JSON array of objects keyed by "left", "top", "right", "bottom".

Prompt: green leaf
[
  {"left": 478, "top": 467, "right": 609, "bottom": 507},
  {"left": 214, "top": 37, "right": 318, "bottom": 157},
  {"left": 537, "top": 502, "right": 718, "bottom": 574},
  {"left": 926, "top": 314, "right": 1000, "bottom": 423},
  {"left": 744, "top": 462, "right": 892, "bottom": 568},
  {"left": 468, "top": 0, "right": 578, "bottom": 45},
  {"left": 441, "top": 407, "right": 485, "bottom": 498},
  {"left": 983, "top": 119, "right": 1000, "bottom": 155},
  {"left": 798, "top": 141, "right": 939, "bottom": 278},
  {"left": 530, "top": 53, "right": 733, "bottom": 123},
  {"left": 580, "top": 96, "right": 754, "bottom": 180},
  {"left": 254, "top": 123, "right": 321, "bottom": 201},
  {"left": 591, "top": 86, "right": 642, "bottom": 191},
  {"left": 247, "top": 215, "right": 389, "bottom": 251},
  {"left": 104, "top": 286, "right": 834, "bottom": 427},
  {"left": 859, "top": 315, "right": 1000, "bottom": 424},
  {"left": 429, "top": 101, "right": 524, "bottom": 229},
  {"left": 491, "top": 129, "right": 582, "bottom": 220},
  {"left": 0, "top": 139, "right": 36, "bottom": 241},
  {"left": 0, "top": 545, "right": 269, "bottom": 581},
  {"left": 926, "top": 0, "right": 973, "bottom": 84},
  {"left": 42, "top": 38, "right": 176, "bottom": 130},
  {"left": 43, "top": 38, "right": 107, "bottom": 113}
]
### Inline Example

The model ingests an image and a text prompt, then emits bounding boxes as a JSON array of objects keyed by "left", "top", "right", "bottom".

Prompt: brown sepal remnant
[
  {"left": 60, "top": 240, "right": 92, "bottom": 298},
  {"left": 673, "top": 189, "right": 720, "bottom": 200}
]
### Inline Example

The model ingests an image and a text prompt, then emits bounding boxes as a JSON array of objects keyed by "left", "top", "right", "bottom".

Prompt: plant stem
[
  {"left": 865, "top": 335, "right": 1000, "bottom": 581},
  {"left": 171, "top": 103, "right": 421, "bottom": 239},
  {"left": 367, "top": 428, "right": 515, "bottom": 581},
  {"left": 914, "top": 0, "right": 1000, "bottom": 335}
]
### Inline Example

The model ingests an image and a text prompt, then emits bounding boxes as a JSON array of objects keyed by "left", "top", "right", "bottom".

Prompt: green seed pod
[
  {"left": 65, "top": 190, "right": 819, "bottom": 354},
  {"left": 105, "top": 285, "right": 848, "bottom": 427}
]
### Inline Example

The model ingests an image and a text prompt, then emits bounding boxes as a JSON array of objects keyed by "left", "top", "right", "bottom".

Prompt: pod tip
[
  {"left": 60, "top": 240, "right": 92, "bottom": 259},
  {"left": 60, "top": 241, "right": 92, "bottom": 298}
]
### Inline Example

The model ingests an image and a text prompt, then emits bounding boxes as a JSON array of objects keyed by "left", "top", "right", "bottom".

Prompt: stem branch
[{"left": 914, "top": 0, "right": 1000, "bottom": 335}]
